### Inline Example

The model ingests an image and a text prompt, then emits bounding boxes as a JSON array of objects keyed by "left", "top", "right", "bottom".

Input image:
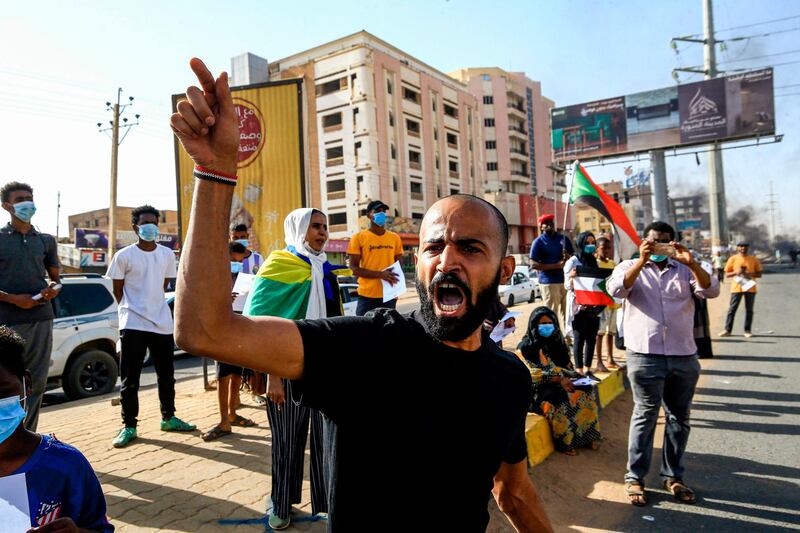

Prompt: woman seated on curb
[{"left": 516, "top": 306, "right": 602, "bottom": 456}]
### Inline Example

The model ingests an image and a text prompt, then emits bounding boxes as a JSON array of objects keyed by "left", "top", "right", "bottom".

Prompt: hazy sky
[{"left": 1, "top": 0, "right": 797, "bottom": 237}]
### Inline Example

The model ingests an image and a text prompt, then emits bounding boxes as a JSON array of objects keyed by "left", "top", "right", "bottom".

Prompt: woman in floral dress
[{"left": 517, "top": 306, "right": 602, "bottom": 455}]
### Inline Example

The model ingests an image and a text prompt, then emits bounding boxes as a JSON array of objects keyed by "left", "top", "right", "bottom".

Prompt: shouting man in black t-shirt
[{"left": 171, "top": 58, "right": 553, "bottom": 533}]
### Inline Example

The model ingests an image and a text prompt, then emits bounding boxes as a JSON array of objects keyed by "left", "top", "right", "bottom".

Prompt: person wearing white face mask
[
  {"left": 106, "top": 205, "right": 196, "bottom": 448},
  {"left": 0, "top": 326, "right": 113, "bottom": 532},
  {"left": 230, "top": 223, "right": 264, "bottom": 275},
  {"left": 0, "top": 181, "right": 61, "bottom": 432}
]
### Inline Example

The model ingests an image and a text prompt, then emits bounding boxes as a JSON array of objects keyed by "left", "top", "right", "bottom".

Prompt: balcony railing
[
  {"left": 509, "top": 125, "right": 527, "bottom": 134},
  {"left": 409, "top": 161, "right": 422, "bottom": 170},
  {"left": 511, "top": 170, "right": 530, "bottom": 177},
  {"left": 508, "top": 103, "right": 526, "bottom": 112},
  {"left": 510, "top": 148, "right": 529, "bottom": 156},
  {"left": 449, "top": 170, "right": 460, "bottom": 179}
]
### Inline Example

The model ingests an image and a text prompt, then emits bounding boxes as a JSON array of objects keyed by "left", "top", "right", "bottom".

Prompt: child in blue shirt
[{"left": 0, "top": 325, "right": 113, "bottom": 532}]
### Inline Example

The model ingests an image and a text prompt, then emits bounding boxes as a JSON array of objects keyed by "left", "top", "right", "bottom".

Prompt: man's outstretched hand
[{"left": 170, "top": 58, "right": 240, "bottom": 176}]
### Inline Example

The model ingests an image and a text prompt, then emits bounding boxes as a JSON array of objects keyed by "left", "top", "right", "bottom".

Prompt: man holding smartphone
[
  {"left": 720, "top": 242, "right": 762, "bottom": 338},
  {"left": 0, "top": 181, "right": 61, "bottom": 431},
  {"left": 607, "top": 221, "right": 719, "bottom": 507}
]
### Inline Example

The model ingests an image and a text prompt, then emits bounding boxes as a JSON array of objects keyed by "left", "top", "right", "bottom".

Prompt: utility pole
[
  {"left": 703, "top": 0, "right": 729, "bottom": 254},
  {"left": 55, "top": 191, "right": 61, "bottom": 241},
  {"left": 670, "top": 0, "right": 729, "bottom": 252},
  {"left": 767, "top": 180, "right": 778, "bottom": 245},
  {"left": 98, "top": 89, "right": 140, "bottom": 259}
]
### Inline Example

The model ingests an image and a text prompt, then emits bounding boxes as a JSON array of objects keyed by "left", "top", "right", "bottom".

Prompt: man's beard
[{"left": 416, "top": 269, "right": 501, "bottom": 343}]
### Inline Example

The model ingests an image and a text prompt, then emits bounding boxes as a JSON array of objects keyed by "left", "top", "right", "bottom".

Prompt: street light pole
[
  {"left": 97, "top": 89, "right": 140, "bottom": 259},
  {"left": 109, "top": 91, "right": 121, "bottom": 258}
]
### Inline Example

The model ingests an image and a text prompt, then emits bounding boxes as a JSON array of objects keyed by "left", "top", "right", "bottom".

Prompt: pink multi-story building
[
  {"left": 450, "top": 68, "right": 568, "bottom": 254},
  {"left": 268, "top": 31, "right": 484, "bottom": 250}
]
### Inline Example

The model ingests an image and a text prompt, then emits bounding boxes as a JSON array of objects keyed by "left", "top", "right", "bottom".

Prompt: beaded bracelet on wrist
[{"left": 193, "top": 165, "right": 238, "bottom": 186}]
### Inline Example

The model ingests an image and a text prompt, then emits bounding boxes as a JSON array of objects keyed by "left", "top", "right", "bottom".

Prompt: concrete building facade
[
  {"left": 266, "top": 31, "right": 485, "bottom": 242},
  {"left": 449, "top": 67, "right": 555, "bottom": 198},
  {"left": 68, "top": 207, "right": 179, "bottom": 237}
]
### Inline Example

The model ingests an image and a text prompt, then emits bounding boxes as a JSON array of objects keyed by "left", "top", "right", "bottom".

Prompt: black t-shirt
[{"left": 295, "top": 309, "right": 531, "bottom": 532}]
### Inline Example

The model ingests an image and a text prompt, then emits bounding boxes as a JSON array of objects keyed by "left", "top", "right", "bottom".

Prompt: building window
[
  {"left": 437, "top": 185, "right": 442, "bottom": 197},
  {"left": 487, "top": 162, "right": 498, "bottom": 171},
  {"left": 325, "top": 146, "right": 343, "bottom": 165},
  {"left": 410, "top": 182, "right": 423, "bottom": 194},
  {"left": 316, "top": 77, "right": 346, "bottom": 97},
  {"left": 483, "top": 95, "right": 494, "bottom": 105},
  {"left": 486, "top": 140, "right": 496, "bottom": 150},
  {"left": 482, "top": 74, "right": 491, "bottom": 81},
  {"left": 433, "top": 127, "right": 438, "bottom": 141},
  {"left": 412, "top": 212, "right": 424, "bottom": 220},
  {"left": 328, "top": 212, "right": 347, "bottom": 226},
  {"left": 409, "top": 150, "right": 422, "bottom": 170},
  {"left": 432, "top": 96, "right": 437, "bottom": 112},
  {"left": 406, "top": 118, "right": 420, "bottom": 136},
  {"left": 392, "top": 176, "right": 398, "bottom": 192},
  {"left": 446, "top": 132, "right": 458, "bottom": 148},
  {"left": 444, "top": 103, "right": 458, "bottom": 118},
  {"left": 484, "top": 118, "right": 495, "bottom": 127},
  {"left": 435, "top": 155, "right": 440, "bottom": 170},
  {"left": 327, "top": 179, "right": 346, "bottom": 193},
  {"left": 450, "top": 188, "right": 460, "bottom": 195},
  {"left": 387, "top": 78, "right": 393, "bottom": 94},
  {"left": 388, "top": 110, "right": 394, "bottom": 127},
  {"left": 448, "top": 160, "right": 459, "bottom": 177},
  {"left": 321, "top": 112, "right": 342, "bottom": 130},
  {"left": 403, "top": 87, "right": 420, "bottom": 104},
  {"left": 391, "top": 144, "right": 397, "bottom": 160}
]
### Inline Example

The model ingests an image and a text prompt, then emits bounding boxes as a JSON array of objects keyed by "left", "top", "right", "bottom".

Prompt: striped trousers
[{"left": 266, "top": 379, "right": 327, "bottom": 519}]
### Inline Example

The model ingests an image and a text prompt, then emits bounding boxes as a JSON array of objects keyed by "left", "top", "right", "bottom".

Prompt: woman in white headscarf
[{"left": 244, "top": 208, "right": 346, "bottom": 530}]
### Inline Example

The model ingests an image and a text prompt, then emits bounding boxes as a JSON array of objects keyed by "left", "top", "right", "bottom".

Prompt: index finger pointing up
[{"left": 190, "top": 57, "right": 217, "bottom": 94}]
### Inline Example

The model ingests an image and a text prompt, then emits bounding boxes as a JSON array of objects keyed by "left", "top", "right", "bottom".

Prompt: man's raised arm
[{"left": 170, "top": 58, "right": 303, "bottom": 379}]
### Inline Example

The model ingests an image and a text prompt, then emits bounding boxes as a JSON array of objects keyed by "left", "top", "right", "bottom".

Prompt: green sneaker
[
  {"left": 160, "top": 416, "right": 196, "bottom": 432},
  {"left": 268, "top": 514, "right": 291, "bottom": 530},
  {"left": 112, "top": 427, "right": 137, "bottom": 448}
]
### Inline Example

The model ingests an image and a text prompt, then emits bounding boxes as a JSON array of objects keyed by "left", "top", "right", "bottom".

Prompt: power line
[
  {"left": 775, "top": 92, "right": 800, "bottom": 97},
  {"left": 717, "top": 48, "right": 800, "bottom": 65},
  {"left": 710, "top": 14, "right": 800, "bottom": 34}
]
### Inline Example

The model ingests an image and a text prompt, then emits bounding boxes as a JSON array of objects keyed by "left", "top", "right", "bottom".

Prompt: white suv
[{"left": 48, "top": 274, "right": 119, "bottom": 400}]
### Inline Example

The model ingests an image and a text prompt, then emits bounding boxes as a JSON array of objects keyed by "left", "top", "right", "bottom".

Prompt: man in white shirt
[{"left": 107, "top": 205, "right": 196, "bottom": 448}]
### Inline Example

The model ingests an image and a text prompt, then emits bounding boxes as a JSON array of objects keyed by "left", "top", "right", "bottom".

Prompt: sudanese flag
[
  {"left": 574, "top": 266, "right": 615, "bottom": 306},
  {"left": 568, "top": 162, "right": 641, "bottom": 249}
]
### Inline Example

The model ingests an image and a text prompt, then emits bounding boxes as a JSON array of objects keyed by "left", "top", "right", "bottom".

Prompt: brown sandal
[
  {"left": 201, "top": 425, "right": 232, "bottom": 441},
  {"left": 625, "top": 481, "right": 647, "bottom": 506},
  {"left": 664, "top": 478, "right": 696, "bottom": 504}
]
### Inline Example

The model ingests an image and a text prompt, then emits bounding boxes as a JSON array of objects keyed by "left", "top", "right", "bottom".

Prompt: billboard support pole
[
  {"left": 703, "top": 0, "right": 729, "bottom": 252},
  {"left": 650, "top": 150, "right": 671, "bottom": 225}
]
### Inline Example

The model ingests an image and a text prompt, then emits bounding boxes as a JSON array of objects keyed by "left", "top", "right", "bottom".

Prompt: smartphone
[{"left": 652, "top": 243, "right": 676, "bottom": 257}]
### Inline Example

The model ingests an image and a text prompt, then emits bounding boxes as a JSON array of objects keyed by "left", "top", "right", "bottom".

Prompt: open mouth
[{"left": 434, "top": 282, "right": 466, "bottom": 315}]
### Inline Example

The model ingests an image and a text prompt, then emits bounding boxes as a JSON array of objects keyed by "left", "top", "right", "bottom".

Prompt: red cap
[{"left": 537, "top": 214, "right": 555, "bottom": 225}]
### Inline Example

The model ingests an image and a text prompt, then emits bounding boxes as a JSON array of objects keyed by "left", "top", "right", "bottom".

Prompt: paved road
[{"left": 613, "top": 266, "right": 800, "bottom": 531}]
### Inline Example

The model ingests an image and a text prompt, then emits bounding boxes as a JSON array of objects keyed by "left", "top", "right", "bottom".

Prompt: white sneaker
[
  {"left": 718, "top": 330, "right": 730, "bottom": 337},
  {"left": 744, "top": 332, "right": 753, "bottom": 338}
]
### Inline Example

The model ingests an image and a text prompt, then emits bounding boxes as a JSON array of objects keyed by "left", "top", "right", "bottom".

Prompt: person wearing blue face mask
[
  {"left": 0, "top": 326, "right": 113, "bottom": 531},
  {"left": 346, "top": 200, "right": 404, "bottom": 316},
  {"left": 0, "top": 181, "right": 61, "bottom": 432},
  {"left": 106, "top": 205, "right": 196, "bottom": 448},
  {"left": 564, "top": 232, "right": 605, "bottom": 377},
  {"left": 516, "top": 307, "right": 601, "bottom": 456},
  {"left": 230, "top": 223, "right": 264, "bottom": 275}
]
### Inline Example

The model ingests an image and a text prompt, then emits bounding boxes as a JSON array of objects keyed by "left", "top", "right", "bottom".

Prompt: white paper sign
[
  {"left": 232, "top": 273, "right": 255, "bottom": 313},
  {"left": 380, "top": 261, "right": 406, "bottom": 303},
  {"left": 735, "top": 275, "right": 757, "bottom": 292},
  {"left": 489, "top": 311, "right": 522, "bottom": 343},
  {"left": 0, "top": 473, "right": 31, "bottom": 532}
]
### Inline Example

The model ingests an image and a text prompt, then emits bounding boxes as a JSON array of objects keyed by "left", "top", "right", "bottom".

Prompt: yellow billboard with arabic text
[{"left": 174, "top": 79, "right": 305, "bottom": 254}]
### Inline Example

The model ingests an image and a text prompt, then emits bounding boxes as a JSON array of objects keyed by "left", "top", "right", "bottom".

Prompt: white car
[
  {"left": 499, "top": 270, "right": 536, "bottom": 307},
  {"left": 48, "top": 274, "right": 120, "bottom": 400},
  {"left": 515, "top": 266, "right": 541, "bottom": 300},
  {"left": 339, "top": 283, "right": 359, "bottom": 316}
]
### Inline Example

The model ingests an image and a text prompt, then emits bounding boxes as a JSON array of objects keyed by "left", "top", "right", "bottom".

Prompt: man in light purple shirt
[{"left": 607, "top": 221, "right": 719, "bottom": 508}]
